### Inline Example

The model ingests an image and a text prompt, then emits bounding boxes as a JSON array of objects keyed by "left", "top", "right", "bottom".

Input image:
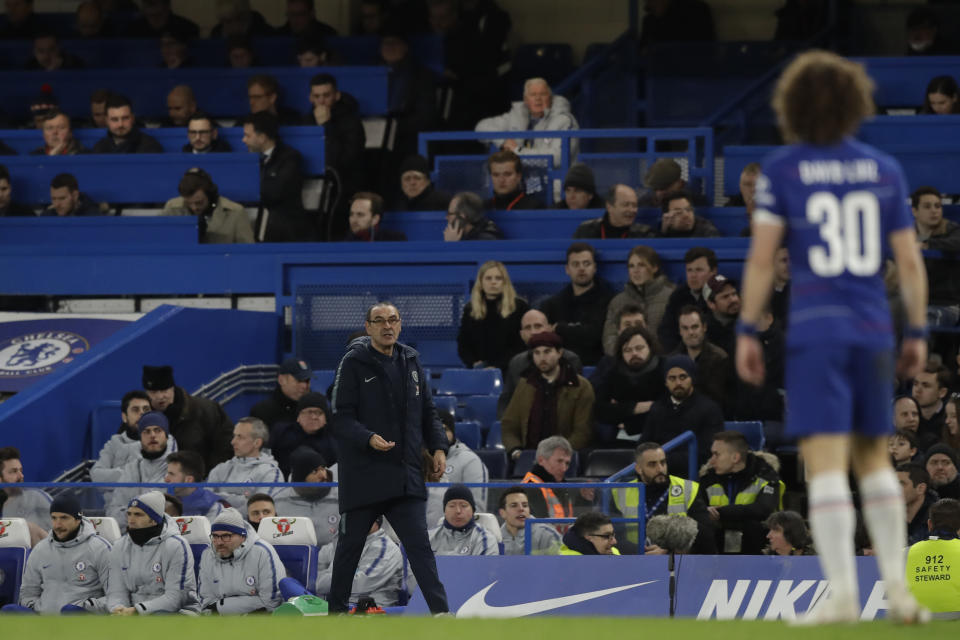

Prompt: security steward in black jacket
[{"left": 327, "top": 302, "right": 450, "bottom": 614}]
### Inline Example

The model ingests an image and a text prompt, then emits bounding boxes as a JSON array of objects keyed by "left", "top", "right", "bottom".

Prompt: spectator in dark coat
[
  {"left": 590, "top": 325, "right": 664, "bottom": 446},
  {"left": 210, "top": 0, "right": 275, "bottom": 38},
  {"left": 658, "top": 247, "right": 717, "bottom": 352},
  {"left": 539, "top": 242, "right": 614, "bottom": 366},
  {"left": 556, "top": 162, "right": 605, "bottom": 210},
  {"left": 393, "top": 155, "right": 451, "bottom": 212},
  {"left": 730, "top": 309, "right": 785, "bottom": 422},
  {"left": 305, "top": 74, "right": 366, "bottom": 203},
  {"left": 642, "top": 355, "right": 723, "bottom": 469},
  {"left": 269, "top": 392, "right": 338, "bottom": 478},
  {"left": 92, "top": 95, "right": 163, "bottom": 154},
  {"left": 25, "top": 33, "right": 85, "bottom": 71},
  {"left": 443, "top": 191, "right": 503, "bottom": 241},
  {"left": 381, "top": 29, "right": 438, "bottom": 158},
  {"left": 484, "top": 150, "right": 545, "bottom": 211},
  {"left": 344, "top": 191, "right": 407, "bottom": 242},
  {"left": 242, "top": 112, "right": 314, "bottom": 242},
  {"left": 573, "top": 184, "right": 655, "bottom": 240},
  {"left": 703, "top": 274, "right": 740, "bottom": 360},
  {"left": 250, "top": 358, "right": 313, "bottom": 432},
  {"left": 127, "top": 0, "right": 200, "bottom": 39},
  {"left": 670, "top": 305, "right": 730, "bottom": 414},
  {"left": 658, "top": 190, "right": 721, "bottom": 239},
  {"left": 0, "top": 165, "right": 35, "bottom": 217},
  {"left": 457, "top": 261, "right": 529, "bottom": 372},
  {"left": 141, "top": 365, "right": 234, "bottom": 471},
  {"left": 278, "top": 0, "right": 338, "bottom": 39}
]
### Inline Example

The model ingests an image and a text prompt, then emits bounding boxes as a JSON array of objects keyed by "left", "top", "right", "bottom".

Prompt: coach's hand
[
  {"left": 369, "top": 434, "right": 396, "bottom": 451},
  {"left": 897, "top": 338, "right": 927, "bottom": 379},
  {"left": 432, "top": 450, "right": 446, "bottom": 477},
  {"left": 735, "top": 334, "right": 765, "bottom": 386}
]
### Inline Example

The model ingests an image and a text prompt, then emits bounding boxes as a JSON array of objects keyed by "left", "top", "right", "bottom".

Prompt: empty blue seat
[
  {"left": 486, "top": 420, "right": 502, "bottom": 448},
  {"left": 274, "top": 545, "right": 319, "bottom": 589},
  {"left": 312, "top": 369, "right": 336, "bottom": 393},
  {"left": 584, "top": 449, "right": 635, "bottom": 478},
  {"left": 724, "top": 421, "right": 765, "bottom": 451},
  {"left": 433, "top": 395, "right": 458, "bottom": 419},
  {"left": 455, "top": 420, "right": 482, "bottom": 450},
  {"left": 432, "top": 368, "right": 503, "bottom": 396},
  {"left": 412, "top": 340, "right": 461, "bottom": 369},
  {"left": 190, "top": 544, "right": 208, "bottom": 579},
  {"left": 0, "top": 547, "right": 28, "bottom": 607},
  {"left": 460, "top": 394, "right": 498, "bottom": 431},
  {"left": 476, "top": 449, "right": 507, "bottom": 479}
]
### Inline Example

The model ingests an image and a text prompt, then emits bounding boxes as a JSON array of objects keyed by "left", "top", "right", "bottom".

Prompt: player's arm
[{"left": 889, "top": 226, "right": 929, "bottom": 378}]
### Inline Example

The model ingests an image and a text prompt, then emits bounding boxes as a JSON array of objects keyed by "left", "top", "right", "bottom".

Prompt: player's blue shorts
[{"left": 785, "top": 344, "right": 895, "bottom": 438}]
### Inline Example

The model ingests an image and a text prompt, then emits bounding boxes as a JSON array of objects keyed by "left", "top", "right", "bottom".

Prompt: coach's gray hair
[
  {"left": 237, "top": 416, "right": 269, "bottom": 449},
  {"left": 536, "top": 435, "right": 572, "bottom": 461}
]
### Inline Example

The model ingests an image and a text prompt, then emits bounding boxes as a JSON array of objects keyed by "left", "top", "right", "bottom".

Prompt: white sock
[
  {"left": 859, "top": 468, "right": 908, "bottom": 593},
  {"left": 808, "top": 471, "right": 858, "bottom": 603}
]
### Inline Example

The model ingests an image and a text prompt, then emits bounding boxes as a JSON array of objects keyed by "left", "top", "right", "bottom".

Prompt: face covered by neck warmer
[{"left": 128, "top": 521, "right": 164, "bottom": 546}]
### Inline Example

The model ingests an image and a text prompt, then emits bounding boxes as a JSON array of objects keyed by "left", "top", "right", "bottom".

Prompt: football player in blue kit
[{"left": 736, "top": 50, "right": 930, "bottom": 624}]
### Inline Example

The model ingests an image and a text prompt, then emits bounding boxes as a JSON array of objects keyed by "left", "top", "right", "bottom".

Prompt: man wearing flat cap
[
  {"left": 502, "top": 331, "right": 594, "bottom": 455},
  {"left": 269, "top": 391, "right": 338, "bottom": 478},
  {"left": 642, "top": 354, "right": 723, "bottom": 470},
  {"left": 251, "top": 357, "right": 313, "bottom": 433},
  {"left": 142, "top": 364, "right": 233, "bottom": 471},
  {"left": 638, "top": 158, "right": 709, "bottom": 208},
  {"left": 12, "top": 495, "right": 112, "bottom": 614}
]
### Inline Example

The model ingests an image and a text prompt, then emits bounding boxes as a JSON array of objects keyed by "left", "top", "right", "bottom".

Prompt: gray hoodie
[
  {"left": 19, "top": 518, "right": 113, "bottom": 613},
  {"left": 106, "top": 453, "right": 169, "bottom": 527},
  {"left": 197, "top": 521, "right": 285, "bottom": 614},
  {"left": 1, "top": 488, "right": 52, "bottom": 527},
  {"left": 206, "top": 452, "right": 283, "bottom": 509},
  {"left": 426, "top": 442, "right": 490, "bottom": 527},
  {"left": 106, "top": 514, "right": 200, "bottom": 614},
  {"left": 273, "top": 464, "right": 340, "bottom": 548},
  {"left": 91, "top": 432, "right": 178, "bottom": 483},
  {"left": 500, "top": 521, "right": 562, "bottom": 555},
  {"left": 314, "top": 527, "right": 403, "bottom": 606},
  {"left": 428, "top": 520, "right": 499, "bottom": 556},
  {"left": 474, "top": 94, "right": 579, "bottom": 165}
]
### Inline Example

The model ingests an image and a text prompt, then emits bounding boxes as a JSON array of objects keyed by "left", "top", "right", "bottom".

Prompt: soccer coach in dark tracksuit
[{"left": 327, "top": 301, "right": 451, "bottom": 614}]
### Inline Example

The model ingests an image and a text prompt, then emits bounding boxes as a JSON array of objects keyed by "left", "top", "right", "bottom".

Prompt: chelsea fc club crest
[{"left": 0, "top": 331, "right": 89, "bottom": 378}]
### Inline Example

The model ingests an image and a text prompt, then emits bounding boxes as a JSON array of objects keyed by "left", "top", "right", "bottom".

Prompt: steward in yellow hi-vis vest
[{"left": 905, "top": 497, "right": 960, "bottom": 618}]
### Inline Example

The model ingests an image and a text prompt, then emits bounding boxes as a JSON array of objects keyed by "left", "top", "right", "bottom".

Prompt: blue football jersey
[{"left": 753, "top": 137, "right": 914, "bottom": 348}]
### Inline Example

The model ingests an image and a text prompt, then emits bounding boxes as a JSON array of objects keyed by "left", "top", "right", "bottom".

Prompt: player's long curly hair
[{"left": 772, "top": 50, "right": 875, "bottom": 145}]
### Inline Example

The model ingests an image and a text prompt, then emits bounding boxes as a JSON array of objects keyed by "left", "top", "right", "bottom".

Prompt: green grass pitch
[{"left": 2, "top": 616, "right": 957, "bottom": 639}]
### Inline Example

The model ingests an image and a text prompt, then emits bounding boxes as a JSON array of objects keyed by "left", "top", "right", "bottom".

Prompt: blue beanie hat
[
  {"left": 138, "top": 411, "right": 169, "bottom": 435},
  {"left": 663, "top": 354, "right": 696, "bottom": 380}
]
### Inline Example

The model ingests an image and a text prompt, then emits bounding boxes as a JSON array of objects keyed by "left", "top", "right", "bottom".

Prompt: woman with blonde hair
[{"left": 457, "top": 261, "right": 529, "bottom": 371}]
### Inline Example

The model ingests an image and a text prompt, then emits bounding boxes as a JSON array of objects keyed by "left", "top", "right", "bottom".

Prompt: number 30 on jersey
[{"left": 806, "top": 190, "right": 881, "bottom": 277}]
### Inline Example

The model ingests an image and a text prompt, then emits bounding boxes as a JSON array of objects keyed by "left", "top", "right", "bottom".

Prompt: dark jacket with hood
[
  {"left": 589, "top": 354, "right": 663, "bottom": 435},
  {"left": 330, "top": 337, "right": 448, "bottom": 512},
  {"left": 162, "top": 386, "right": 234, "bottom": 471},
  {"left": 540, "top": 279, "right": 614, "bottom": 366},
  {"left": 306, "top": 91, "right": 366, "bottom": 188}
]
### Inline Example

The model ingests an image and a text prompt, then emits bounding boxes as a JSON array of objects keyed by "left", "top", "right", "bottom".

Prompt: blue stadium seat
[
  {"left": 274, "top": 545, "right": 319, "bottom": 589},
  {"left": 432, "top": 369, "right": 503, "bottom": 396},
  {"left": 511, "top": 450, "right": 580, "bottom": 479},
  {"left": 0, "top": 547, "right": 28, "bottom": 607},
  {"left": 433, "top": 395, "right": 458, "bottom": 419},
  {"left": 455, "top": 420, "right": 482, "bottom": 450},
  {"left": 725, "top": 421, "right": 765, "bottom": 451},
  {"left": 584, "top": 449, "right": 635, "bottom": 478},
  {"left": 476, "top": 449, "right": 507, "bottom": 479},
  {"left": 460, "top": 395, "right": 498, "bottom": 431},
  {"left": 486, "top": 420, "right": 502, "bottom": 448},
  {"left": 312, "top": 369, "right": 336, "bottom": 394},
  {"left": 411, "top": 340, "right": 461, "bottom": 369},
  {"left": 190, "top": 544, "right": 208, "bottom": 579}
]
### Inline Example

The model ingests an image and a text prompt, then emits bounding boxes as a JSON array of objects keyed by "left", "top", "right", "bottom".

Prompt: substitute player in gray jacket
[
  {"left": 106, "top": 412, "right": 172, "bottom": 526},
  {"left": 428, "top": 485, "right": 499, "bottom": 556},
  {"left": 206, "top": 417, "right": 283, "bottom": 509},
  {"left": 198, "top": 508, "right": 284, "bottom": 614},
  {"left": 315, "top": 516, "right": 404, "bottom": 606},
  {"left": 273, "top": 449, "right": 340, "bottom": 548},
  {"left": 498, "top": 484, "right": 562, "bottom": 555},
  {"left": 18, "top": 496, "right": 112, "bottom": 613},
  {"left": 107, "top": 491, "right": 199, "bottom": 615}
]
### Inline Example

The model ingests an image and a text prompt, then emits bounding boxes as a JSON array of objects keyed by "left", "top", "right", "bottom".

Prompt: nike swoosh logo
[
  {"left": 456, "top": 580, "right": 656, "bottom": 618},
  {"left": 364, "top": 376, "right": 376, "bottom": 383},
  {"left": 42, "top": 565, "right": 51, "bottom": 569}
]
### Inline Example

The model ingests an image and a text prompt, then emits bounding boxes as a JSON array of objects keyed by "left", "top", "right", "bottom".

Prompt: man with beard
[
  {"left": 246, "top": 494, "right": 276, "bottom": 529},
  {"left": 164, "top": 451, "right": 228, "bottom": 520},
  {"left": 612, "top": 442, "right": 715, "bottom": 554},
  {"left": 0, "top": 447, "right": 52, "bottom": 543},
  {"left": 10, "top": 495, "right": 112, "bottom": 614},
  {"left": 700, "top": 431, "right": 782, "bottom": 554},
  {"left": 590, "top": 325, "right": 663, "bottom": 447},
  {"left": 107, "top": 491, "right": 199, "bottom": 615},
  {"left": 198, "top": 508, "right": 285, "bottom": 614},
  {"left": 671, "top": 306, "right": 729, "bottom": 411},
  {"left": 107, "top": 412, "right": 175, "bottom": 526},
  {"left": 502, "top": 332, "right": 594, "bottom": 457},
  {"left": 252, "top": 358, "right": 312, "bottom": 432},
  {"left": 272, "top": 447, "right": 340, "bottom": 549},
  {"left": 142, "top": 365, "right": 233, "bottom": 471},
  {"left": 657, "top": 190, "right": 720, "bottom": 238},
  {"left": 91, "top": 94, "right": 162, "bottom": 154},
  {"left": 498, "top": 486, "right": 561, "bottom": 555},
  {"left": 702, "top": 274, "right": 741, "bottom": 358},
  {"left": 926, "top": 445, "right": 960, "bottom": 500},
  {"left": 540, "top": 243, "right": 614, "bottom": 366},
  {"left": 90, "top": 390, "right": 155, "bottom": 482},
  {"left": 898, "top": 462, "right": 936, "bottom": 545},
  {"left": 642, "top": 354, "right": 723, "bottom": 470}
]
